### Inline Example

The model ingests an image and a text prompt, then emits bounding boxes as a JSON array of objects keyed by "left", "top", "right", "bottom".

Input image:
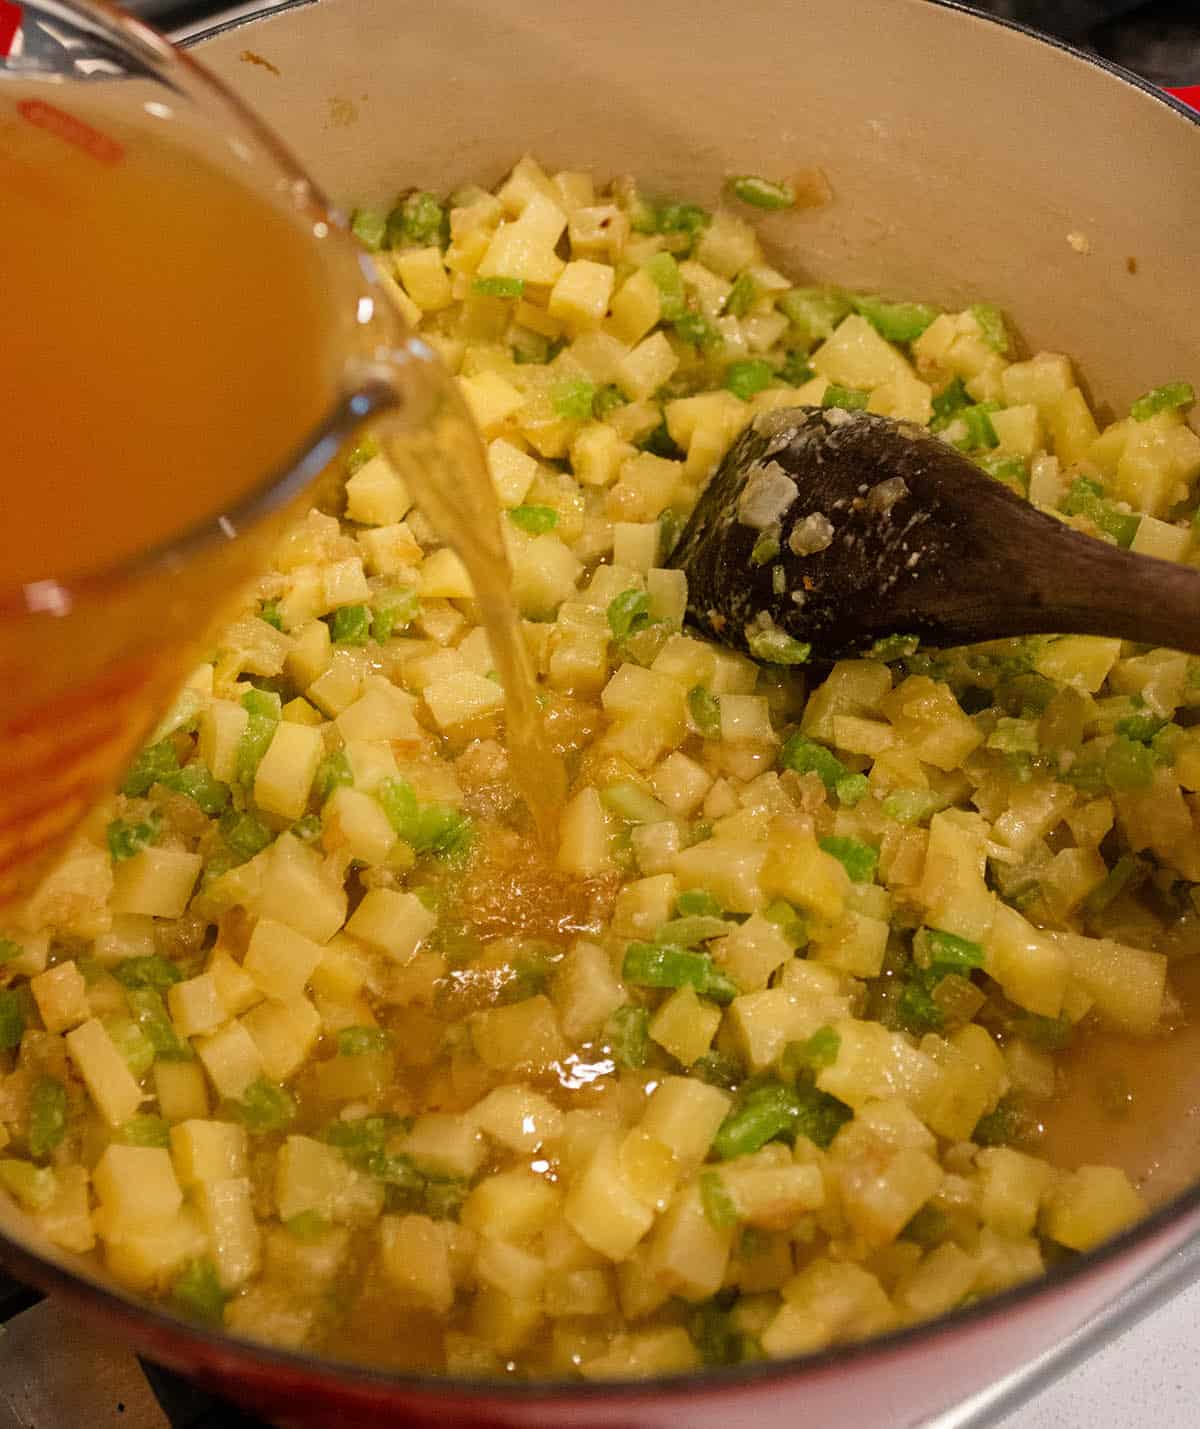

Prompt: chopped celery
[
  {"left": 644, "top": 252, "right": 686, "bottom": 321},
  {"left": 693, "top": 1049, "right": 743, "bottom": 1089},
  {"left": 233, "top": 1079, "right": 297, "bottom": 1135},
  {"left": 102, "top": 1016, "right": 156, "bottom": 1076},
  {"left": 386, "top": 191, "right": 448, "bottom": 248},
  {"left": 376, "top": 778, "right": 473, "bottom": 858},
  {"left": 835, "top": 773, "right": 870, "bottom": 807},
  {"left": 881, "top": 788, "right": 943, "bottom": 825},
  {"left": 291, "top": 814, "right": 323, "bottom": 843},
  {"left": 779, "top": 350, "right": 816, "bottom": 386},
  {"left": 171, "top": 1259, "right": 228, "bottom": 1323},
  {"left": 507, "top": 505, "right": 559, "bottom": 534},
  {"left": 285, "top": 1210, "right": 332, "bottom": 1242},
  {"left": 970, "top": 303, "right": 1009, "bottom": 354},
  {"left": 728, "top": 175, "right": 795, "bottom": 210},
  {"left": 672, "top": 312, "right": 723, "bottom": 354},
  {"left": 121, "top": 739, "right": 180, "bottom": 798},
  {"left": 688, "top": 686, "right": 722, "bottom": 738},
  {"left": 976, "top": 453, "right": 1029, "bottom": 492},
  {"left": 124, "top": 987, "right": 193, "bottom": 1062},
  {"left": 724, "top": 272, "right": 758, "bottom": 318},
  {"left": 336, "top": 1026, "right": 392, "bottom": 1056},
  {"left": 371, "top": 587, "right": 420, "bottom": 642},
  {"left": 219, "top": 809, "right": 274, "bottom": 863},
  {"left": 779, "top": 733, "right": 847, "bottom": 790},
  {"left": 1104, "top": 735, "right": 1155, "bottom": 791},
  {"left": 746, "top": 627, "right": 811, "bottom": 666},
  {"left": 930, "top": 376, "right": 970, "bottom": 431},
  {"left": 258, "top": 599, "right": 284, "bottom": 630},
  {"left": 677, "top": 890, "right": 724, "bottom": 919},
  {"left": 601, "top": 781, "right": 669, "bottom": 824},
  {"left": 106, "top": 812, "right": 161, "bottom": 863},
  {"left": 607, "top": 589, "right": 652, "bottom": 640},
  {"left": 750, "top": 530, "right": 780, "bottom": 566},
  {"left": 1114, "top": 711, "right": 1167, "bottom": 743},
  {"left": 725, "top": 359, "right": 774, "bottom": 400},
  {"left": 113, "top": 956, "right": 183, "bottom": 991},
  {"left": 592, "top": 384, "right": 626, "bottom": 418},
  {"left": 552, "top": 378, "right": 598, "bottom": 422},
  {"left": 27, "top": 1078, "right": 67, "bottom": 1159},
  {"left": 331, "top": 604, "right": 371, "bottom": 646},
  {"left": 822, "top": 384, "right": 870, "bottom": 411},
  {"left": 471, "top": 275, "right": 525, "bottom": 298},
  {"left": 778, "top": 287, "right": 852, "bottom": 347},
  {"left": 1131, "top": 381, "right": 1194, "bottom": 422},
  {"left": 314, "top": 750, "right": 354, "bottom": 804},
  {"left": 915, "top": 927, "right": 985, "bottom": 973},
  {"left": 350, "top": 207, "right": 388, "bottom": 252},
  {"left": 818, "top": 836, "right": 878, "bottom": 883},
  {"left": 1084, "top": 854, "right": 1143, "bottom": 916},
  {"left": 656, "top": 916, "right": 729, "bottom": 945},
  {"left": 956, "top": 402, "right": 1000, "bottom": 451},
  {"left": 852, "top": 295, "right": 940, "bottom": 343},
  {"left": 606, "top": 1005, "right": 650, "bottom": 1069},
  {"left": 764, "top": 899, "right": 807, "bottom": 949},
  {"left": 698, "top": 1170, "right": 738, "bottom": 1229},
  {"left": 346, "top": 437, "right": 380, "bottom": 474},
  {"left": 621, "top": 942, "right": 737, "bottom": 1003},
  {"left": 636, "top": 419, "right": 684, "bottom": 460},
  {"left": 1061, "top": 476, "right": 1141, "bottom": 548},
  {"left": 236, "top": 690, "right": 281, "bottom": 787},
  {"left": 0, "top": 1160, "right": 57, "bottom": 1211},
  {"left": 631, "top": 199, "right": 711, "bottom": 247},
  {"left": 868, "top": 633, "right": 920, "bottom": 662},
  {"left": 0, "top": 991, "right": 24, "bottom": 1051},
  {"left": 116, "top": 1115, "right": 172, "bottom": 1148}
]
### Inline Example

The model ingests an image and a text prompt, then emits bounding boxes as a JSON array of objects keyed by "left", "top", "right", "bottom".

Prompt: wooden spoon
[{"left": 668, "top": 405, "right": 1200, "bottom": 661}]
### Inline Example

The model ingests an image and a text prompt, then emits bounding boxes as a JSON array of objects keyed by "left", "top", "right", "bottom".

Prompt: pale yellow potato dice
[
  {"left": 761, "top": 829, "right": 850, "bottom": 924},
  {"left": 344, "top": 454, "right": 413, "bottom": 526},
  {"left": 812, "top": 315, "right": 914, "bottom": 390},
  {"left": 171, "top": 1119, "right": 249, "bottom": 1187},
  {"left": 564, "top": 1131, "right": 654, "bottom": 1262},
  {"left": 476, "top": 192, "right": 567, "bottom": 285},
  {"left": 320, "top": 557, "right": 370, "bottom": 612},
  {"left": 469, "top": 1085, "right": 564, "bottom": 1154},
  {"left": 30, "top": 961, "right": 89, "bottom": 1033},
  {"left": 336, "top": 678, "right": 421, "bottom": 744},
  {"left": 393, "top": 246, "right": 453, "bottom": 312},
  {"left": 66, "top": 1018, "right": 145, "bottom": 1127},
  {"left": 358, "top": 521, "right": 422, "bottom": 577},
  {"left": 93, "top": 1144, "right": 182, "bottom": 1227},
  {"left": 647, "top": 1182, "right": 734, "bottom": 1301},
  {"left": 256, "top": 834, "right": 347, "bottom": 943},
  {"left": 1041, "top": 1165, "right": 1145, "bottom": 1251},
  {"left": 282, "top": 698, "right": 322, "bottom": 727},
  {"left": 809, "top": 910, "right": 889, "bottom": 979},
  {"left": 195, "top": 1176, "right": 261, "bottom": 1290},
  {"left": 194, "top": 1020, "right": 266, "bottom": 1101},
  {"left": 198, "top": 698, "right": 249, "bottom": 783},
  {"left": 153, "top": 1060, "right": 209, "bottom": 1122},
  {"left": 1034, "top": 635, "right": 1122, "bottom": 693},
  {"left": 285, "top": 619, "right": 332, "bottom": 689},
  {"left": 609, "top": 267, "right": 661, "bottom": 345},
  {"left": 419, "top": 546, "right": 474, "bottom": 599},
  {"left": 381, "top": 1214, "right": 455, "bottom": 1314},
  {"left": 275, "top": 1134, "right": 385, "bottom": 1225},
  {"left": 638, "top": 1077, "right": 731, "bottom": 1174},
  {"left": 612, "top": 521, "right": 659, "bottom": 572},
  {"left": 240, "top": 997, "right": 321, "bottom": 1082},
  {"left": 424, "top": 670, "right": 505, "bottom": 730},
  {"left": 1130, "top": 514, "right": 1191, "bottom": 563},
  {"left": 207, "top": 948, "right": 263, "bottom": 1018},
  {"left": 990, "top": 403, "right": 1043, "bottom": 458},
  {"left": 110, "top": 846, "right": 201, "bottom": 919},
  {"left": 166, "top": 972, "right": 226, "bottom": 1039},
  {"left": 254, "top": 718, "right": 323, "bottom": 822},
  {"left": 402, "top": 1113, "right": 486, "bottom": 1180},
  {"left": 346, "top": 887, "right": 437, "bottom": 963},
  {"left": 614, "top": 331, "right": 679, "bottom": 402},
  {"left": 471, "top": 995, "right": 567, "bottom": 1072},
  {"left": 487, "top": 437, "right": 540, "bottom": 507},
  {"left": 243, "top": 918, "right": 325, "bottom": 1002},
  {"left": 102, "top": 1209, "right": 208, "bottom": 1293},
  {"left": 649, "top": 985, "right": 720, "bottom": 1066},
  {"left": 571, "top": 424, "right": 635, "bottom": 488},
  {"left": 322, "top": 786, "right": 397, "bottom": 866},
  {"left": 512, "top": 534, "right": 583, "bottom": 618},
  {"left": 548, "top": 260, "right": 614, "bottom": 329}
]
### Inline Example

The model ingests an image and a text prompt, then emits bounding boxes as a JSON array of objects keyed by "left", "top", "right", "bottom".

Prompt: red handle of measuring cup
[{"left": 1166, "top": 86, "right": 1200, "bottom": 113}]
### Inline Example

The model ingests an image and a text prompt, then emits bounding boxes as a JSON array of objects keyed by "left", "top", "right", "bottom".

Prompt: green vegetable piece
[
  {"left": 764, "top": 899, "right": 807, "bottom": 949},
  {"left": 552, "top": 378, "right": 598, "bottom": 422},
  {"left": 106, "top": 812, "right": 161, "bottom": 863},
  {"left": 970, "top": 303, "right": 1009, "bottom": 354},
  {"left": 241, "top": 688, "right": 282, "bottom": 721},
  {"left": 835, "top": 773, "right": 870, "bottom": 807},
  {"left": 749, "top": 530, "right": 780, "bottom": 567},
  {"left": 725, "top": 272, "right": 758, "bottom": 318},
  {"left": 1012, "top": 1013, "right": 1073, "bottom": 1052},
  {"left": 471, "top": 275, "right": 525, "bottom": 298},
  {"left": 779, "top": 733, "right": 847, "bottom": 790},
  {"left": 606, "top": 1005, "right": 650, "bottom": 1070},
  {"left": 1061, "top": 476, "right": 1140, "bottom": 548},
  {"left": 1084, "top": 854, "right": 1143, "bottom": 916},
  {"left": 746, "top": 625, "right": 811, "bottom": 666},
  {"left": 656, "top": 916, "right": 728, "bottom": 945},
  {"left": 693, "top": 1049, "right": 743, "bottom": 1089},
  {"left": 672, "top": 312, "right": 723, "bottom": 354},
  {"left": 677, "top": 889, "right": 723, "bottom": 919},
  {"left": 387, "top": 191, "right": 448, "bottom": 249},
  {"left": 725, "top": 359, "right": 774, "bottom": 401},
  {"left": 123, "top": 987, "right": 193, "bottom": 1062},
  {"left": 902, "top": 1204, "right": 951, "bottom": 1248},
  {"left": 689, "top": 1299, "right": 747, "bottom": 1367},
  {"left": 822, "top": 384, "right": 870, "bottom": 412},
  {"left": 881, "top": 787, "right": 943, "bottom": 825},
  {"left": 116, "top": 1115, "right": 172, "bottom": 1148},
  {"left": 633, "top": 199, "right": 712, "bottom": 247},
  {"left": 729, "top": 175, "right": 795, "bottom": 210},
  {"left": 233, "top": 1078, "right": 297, "bottom": 1135},
  {"left": 1104, "top": 734, "right": 1155, "bottom": 791},
  {"left": 621, "top": 942, "right": 736, "bottom": 1004},
  {"left": 896, "top": 973, "right": 945, "bottom": 1035},
  {"left": 171, "top": 1259, "right": 228, "bottom": 1323},
  {"left": 346, "top": 437, "right": 380, "bottom": 474},
  {"left": 607, "top": 589, "right": 652, "bottom": 641},
  {"left": 336, "top": 1026, "right": 392, "bottom": 1056},
  {"left": 918, "top": 927, "right": 985, "bottom": 973},
  {"left": 331, "top": 604, "right": 372, "bottom": 646},
  {"left": 290, "top": 814, "right": 323, "bottom": 843},
  {"left": 986, "top": 717, "right": 1040, "bottom": 756},
  {"left": 636, "top": 419, "right": 684, "bottom": 460},
  {"left": 930, "top": 376, "right": 971, "bottom": 431},
  {"left": 972, "top": 1094, "right": 1036, "bottom": 1148},
  {"left": 592, "top": 384, "right": 626, "bottom": 419},
  {"left": 780, "top": 350, "right": 816, "bottom": 386},
  {"left": 699, "top": 1170, "right": 739, "bottom": 1228},
  {"left": 778, "top": 287, "right": 852, "bottom": 347},
  {"left": 102, "top": 1016, "right": 156, "bottom": 1077},
  {"left": 0, "top": 938, "right": 22, "bottom": 965},
  {"left": 976, "top": 453, "right": 1029, "bottom": 492},
  {"left": 507, "top": 505, "right": 560, "bottom": 534},
  {"left": 375, "top": 778, "right": 474, "bottom": 858},
  {"left": 121, "top": 739, "right": 180, "bottom": 798},
  {"left": 258, "top": 599, "right": 284, "bottom": 630},
  {"left": 956, "top": 402, "right": 1000, "bottom": 451},
  {"left": 284, "top": 1210, "right": 332, "bottom": 1242},
  {"left": 644, "top": 252, "right": 686, "bottom": 321},
  {"left": 113, "top": 956, "right": 183, "bottom": 991},
  {"left": 852, "top": 295, "right": 940, "bottom": 343},
  {"left": 818, "top": 836, "right": 878, "bottom": 883},
  {"left": 688, "top": 685, "right": 722, "bottom": 739},
  {"left": 714, "top": 1081, "right": 851, "bottom": 1159},
  {"left": 314, "top": 750, "right": 354, "bottom": 805},
  {"left": 220, "top": 809, "right": 274, "bottom": 863},
  {"left": 162, "top": 760, "right": 229, "bottom": 815},
  {"left": 349, "top": 207, "right": 387, "bottom": 252},
  {"left": 601, "top": 781, "right": 668, "bottom": 824},
  {"left": 1131, "top": 381, "right": 1194, "bottom": 422},
  {"left": 1114, "top": 711, "right": 1167, "bottom": 743},
  {"left": 0, "top": 1160, "right": 57, "bottom": 1211},
  {"left": 869, "top": 633, "right": 921, "bottom": 662},
  {"left": 28, "top": 1078, "right": 67, "bottom": 1159},
  {"left": 783, "top": 1026, "right": 842, "bottom": 1077},
  {"left": 371, "top": 587, "right": 421, "bottom": 643},
  {"left": 236, "top": 690, "right": 281, "bottom": 787}
]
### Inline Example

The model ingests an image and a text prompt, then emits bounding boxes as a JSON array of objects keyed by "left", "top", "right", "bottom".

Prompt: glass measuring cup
[{"left": 0, "top": 0, "right": 472, "bottom": 912}]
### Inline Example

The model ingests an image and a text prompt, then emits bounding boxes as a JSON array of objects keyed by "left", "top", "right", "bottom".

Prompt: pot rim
[{"left": 6, "top": 0, "right": 1200, "bottom": 1408}]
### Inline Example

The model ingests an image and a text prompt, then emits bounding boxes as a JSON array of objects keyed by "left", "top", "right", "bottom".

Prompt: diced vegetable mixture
[{"left": 5, "top": 157, "right": 1200, "bottom": 1380}]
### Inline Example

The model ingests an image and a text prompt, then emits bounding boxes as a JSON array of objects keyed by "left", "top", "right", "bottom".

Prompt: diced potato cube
[
  {"left": 208, "top": 949, "right": 262, "bottom": 1019},
  {"left": 459, "top": 371, "right": 525, "bottom": 434},
  {"left": 30, "top": 961, "right": 89, "bottom": 1033},
  {"left": 471, "top": 995, "right": 566, "bottom": 1072},
  {"left": 976, "top": 1147, "right": 1054, "bottom": 1238},
  {"left": 346, "top": 888, "right": 437, "bottom": 963},
  {"left": 462, "top": 1168, "right": 560, "bottom": 1241},
  {"left": 243, "top": 918, "right": 325, "bottom": 1002},
  {"left": 66, "top": 1018, "right": 145, "bottom": 1127},
  {"left": 1000, "top": 352, "right": 1074, "bottom": 414},
  {"left": 817, "top": 1019, "right": 939, "bottom": 1112},
  {"left": 255, "top": 834, "right": 347, "bottom": 944},
  {"left": 194, "top": 1020, "right": 266, "bottom": 1101},
  {"left": 649, "top": 985, "right": 720, "bottom": 1065},
  {"left": 321, "top": 557, "right": 370, "bottom": 611},
  {"left": 552, "top": 941, "right": 625, "bottom": 1041},
  {"left": 166, "top": 973, "right": 226, "bottom": 1039},
  {"left": 241, "top": 997, "right": 322, "bottom": 1082},
  {"left": 193, "top": 1175, "right": 260, "bottom": 1290},
  {"left": 609, "top": 267, "right": 661, "bottom": 345},
  {"left": 402, "top": 1113, "right": 486, "bottom": 1180},
  {"left": 470, "top": 1085, "right": 564, "bottom": 1154},
  {"left": 919, "top": 811, "right": 996, "bottom": 944},
  {"left": 154, "top": 1060, "right": 209, "bottom": 1122},
  {"left": 985, "top": 904, "right": 1067, "bottom": 1018},
  {"left": 761, "top": 829, "right": 850, "bottom": 924},
  {"left": 199, "top": 699, "right": 249, "bottom": 783},
  {"left": 812, "top": 315, "right": 915, "bottom": 390},
  {"left": 647, "top": 1182, "right": 734, "bottom": 1301},
  {"left": 1048, "top": 387, "right": 1100, "bottom": 466},
  {"left": 381, "top": 1214, "right": 455, "bottom": 1313},
  {"left": 394, "top": 246, "right": 453, "bottom": 312},
  {"left": 1041, "top": 1165, "right": 1145, "bottom": 1251},
  {"left": 836, "top": 1145, "right": 943, "bottom": 1246},
  {"left": 1053, "top": 930, "right": 1166, "bottom": 1034},
  {"left": 615, "top": 332, "right": 679, "bottom": 402},
  {"left": 809, "top": 910, "right": 889, "bottom": 978},
  {"left": 488, "top": 437, "right": 540, "bottom": 507},
  {"left": 275, "top": 1134, "right": 385, "bottom": 1225},
  {"left": 424, "top": 670, "right": 506, "bottom": 730},
  {"left": 335, "top": 679, "right": 421, "bottom": 744},
  {"left": 512, "top": 534, "right": 583, "bottom": 618},
  {"left": 93, "top": 1144, "right": 182, "bottom": 1228},
  {"left": 322, "top": 786, "right": 397, "bottom": 866},
  {"left": 672, "top": 838, "right": 766, "bottom": 915},
  {"left": 549, "top": 260, "right": 614, "bottom": 329},
  {"left": 564, "top": 1131, "right": 654, "bottom": 1261},
  {"left": 477, "top": 192, "right": 567, "bottom": 286},
  {"left": 111, "top": 847, "right": 201, "bottom": 919},
  {"left": 171, "top": 1119, "right": 248, "bottom": 1187},
  {"left": 638, "top": 1077, "right": 731, "bottom": 1174},
  {"left": 345, "top": 454, "right": 413, "bottom": 527},
  {"left": 556, "top": 787, "right": 614, "bottom": 877},
  {"left": 572, "top": 424, "right": 635, "bottom": 489},
  {"left": 103, "top": 1209, "right": 207, "bottom": 1293}
]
